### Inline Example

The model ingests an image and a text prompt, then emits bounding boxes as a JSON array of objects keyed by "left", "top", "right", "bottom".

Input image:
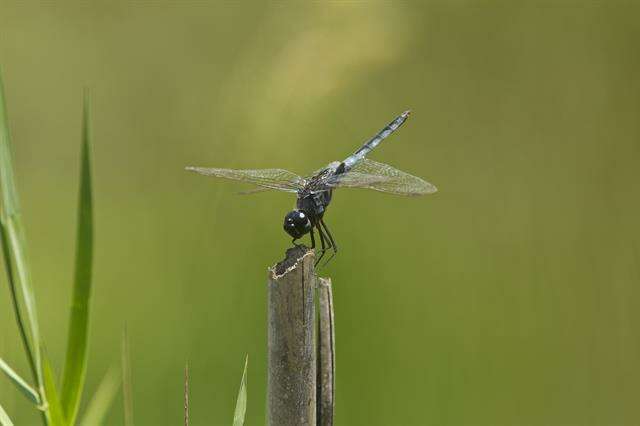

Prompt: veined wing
[
  {"left": 236, "top": 187, "right": 272, "bottom": 195},
  {"left": 322, "top": 158, "right": 437, "bottom": 196},
  {"left": 186, "top": 166, "right": 305, "bottom": 193}
]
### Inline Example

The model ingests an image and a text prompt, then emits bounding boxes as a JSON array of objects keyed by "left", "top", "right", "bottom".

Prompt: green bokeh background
[{"left": 1, "top": 2, "right": 639, "bottom": 425}]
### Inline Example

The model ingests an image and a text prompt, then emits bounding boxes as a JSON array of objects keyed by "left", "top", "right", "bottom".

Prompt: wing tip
[{"left": 414, "top": 182, "right": 437, "bottom": 196}]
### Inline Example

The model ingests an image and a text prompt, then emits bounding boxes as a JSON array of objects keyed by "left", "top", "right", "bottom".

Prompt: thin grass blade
[
  {"left": 79, "top": 366, "right": 120, "bottom": 426},
  {"left": 184, "top": 363, "right": 189, "bottom": 426},
  {"left": 60, "top": 91, "right": 94, "bottom": 425},
  {"left": 0, "top": 357, "right": 39, "bottom": 404},
  {"left": 0, "top": 69, "right": 44, "bottom": 400},
  {"left": 121, "top": 328, "right": 134, "bottom": 426},
  {"left": 232, "top": 355, "right": 248, "bottom": 426},
  {"left": 42, "top": 355, "right": 66, "bottom": 426},
  {"left": 0, "top": 401, "right": 14, "bottom": 426}
]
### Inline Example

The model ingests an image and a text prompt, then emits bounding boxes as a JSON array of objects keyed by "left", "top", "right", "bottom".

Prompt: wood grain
[
  {"left": 268, "top": 246, "right": 316, "bottom": 426},
  {"left": 317, "top": 277, "right": 335, "bottom": 426}
]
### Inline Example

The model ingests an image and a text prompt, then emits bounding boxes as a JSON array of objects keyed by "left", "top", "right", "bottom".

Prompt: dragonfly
[{"left": 186, "top": 110, "right": 437, "bottom": 265}]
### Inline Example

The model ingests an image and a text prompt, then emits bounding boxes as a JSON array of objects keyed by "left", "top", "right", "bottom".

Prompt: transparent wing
[
  {"left": 323, "top": 158, "right": 437, "bottom": 196},
  {"left": 236, "top": 187, "right": 272, "bottom": 195},
  {"left": 186, "top": 166, "right": 305, "bottom": 193}
]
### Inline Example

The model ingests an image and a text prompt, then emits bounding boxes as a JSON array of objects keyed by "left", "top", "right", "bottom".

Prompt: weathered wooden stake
[
  {"left": 268, "top": 246, "right": 317, "bottom": 426},
  {"left": 317, "top": 277, "right": 335, "bottom": 426}
]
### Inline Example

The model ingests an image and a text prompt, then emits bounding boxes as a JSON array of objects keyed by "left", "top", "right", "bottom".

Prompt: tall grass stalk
[
  {"left": 0, "top": 73, "right": 99, "bottom": 426},
  {"left": 60, "top": 90, "right": 94, "bottom": 425},
  {"left": 121, "top": 328, "right": 134, "bottom": 426},
  {"left": 184, "top": 363, "right": 189, "bottom": 426},
  {"left": 0, "top": 68, "right": 46, "bottom": 423}
]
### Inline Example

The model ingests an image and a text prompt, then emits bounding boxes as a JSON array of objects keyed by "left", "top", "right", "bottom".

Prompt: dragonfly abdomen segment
[{"left": 342, "top": 110, "right": 411, "bottom": 170}]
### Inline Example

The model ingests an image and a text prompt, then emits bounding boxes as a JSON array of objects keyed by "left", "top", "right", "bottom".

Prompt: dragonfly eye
[{"left": 283, "top": 210, "right": 311, "bottom": 239}]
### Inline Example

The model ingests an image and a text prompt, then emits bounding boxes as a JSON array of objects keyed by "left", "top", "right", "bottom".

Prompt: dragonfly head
[{"left": 283, "top": 210, "right": 312, "bottom": 239}]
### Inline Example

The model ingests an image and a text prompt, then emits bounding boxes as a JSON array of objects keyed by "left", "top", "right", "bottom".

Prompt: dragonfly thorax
[{"left": 296, "top": 191, "right": 332, "bottom": 220}]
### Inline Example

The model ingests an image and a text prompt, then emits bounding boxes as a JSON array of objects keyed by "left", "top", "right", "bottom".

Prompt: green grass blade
[
  {"left": 79, "top": 366, "right": 120, "bottom": 426},
  {"left": 0, "top": 222, "right": 35, "bottom": 387},
  {"left": 121, "top": 328, "right": 134, "bottom": 426},
  {"left": 0, "top": 71, "right": 19, "bottom": 217},
  {"left": 42, "top": 355, "right": 66, "bottom": 426},
  {"left": 0, "top": 402, "right": 14, "bottom": 426},
  {"left": 232, "top": 355, "right": 248, "bottom": 426},
  {"left": 60, "top": 91, "right": 94, "bottom": 425},
  {"left": 0, "top": 357, "right": 39, "bottom": 404},
  {"left": 0, "top": 69, "right": 44, "bottom": 402}
]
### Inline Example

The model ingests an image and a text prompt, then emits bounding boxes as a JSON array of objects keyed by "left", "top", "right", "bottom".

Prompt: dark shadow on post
[{"left": 268, "top": 246, "right": 316, "bottom": 426}]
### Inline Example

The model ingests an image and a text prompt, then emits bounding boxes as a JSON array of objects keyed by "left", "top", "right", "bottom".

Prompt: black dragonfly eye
[{"left": 283, "top": 210, "right": 311, "bottom": 239}]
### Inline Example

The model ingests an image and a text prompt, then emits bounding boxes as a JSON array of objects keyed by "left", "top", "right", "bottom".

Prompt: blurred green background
[{"left": 1, "top": 2, "right": 639, "bottom": 425}]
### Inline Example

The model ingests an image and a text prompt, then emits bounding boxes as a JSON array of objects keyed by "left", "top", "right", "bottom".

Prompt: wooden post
[
  {"left": 268, "top": 246, "right": 316, "bottom": 426},
  {"left": 316, "top": 277, "right": 335, "bottom": 426}
]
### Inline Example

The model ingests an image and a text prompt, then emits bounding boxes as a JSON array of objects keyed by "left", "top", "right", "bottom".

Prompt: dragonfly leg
[
  {"left": 314, "top": 224, "right": 328, "bottom": 266},
  {"left": 309, "top": 227, "right": 316, "bottom": 249},
  {"left": 319, "top": 219, "right": 338, "bottom": 266}
]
